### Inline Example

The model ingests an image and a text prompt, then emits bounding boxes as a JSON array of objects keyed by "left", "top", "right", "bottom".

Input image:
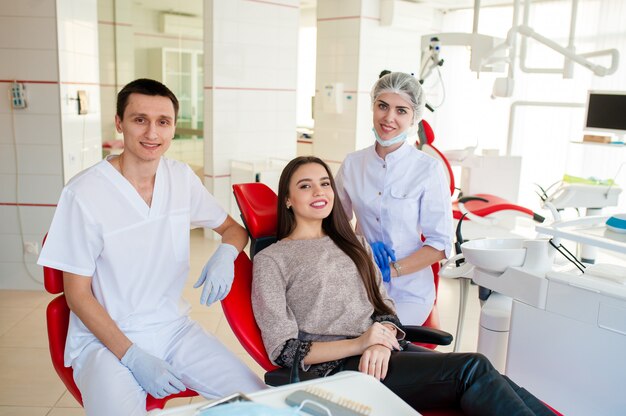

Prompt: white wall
[
  {"left": 98, "top": 0, "right": 135, "bottom": 142},
  {"left": 203, "top": 0, "right": 299, "bottom": 219},
  {"left": 58, "top": 0, "right": 102, "bottom": 182},
  {"left": 297, "top": 7, "right": 316, "bottom": 129},
  {"left": 0, "top": 0, "right": 101, "bottom": 290}
]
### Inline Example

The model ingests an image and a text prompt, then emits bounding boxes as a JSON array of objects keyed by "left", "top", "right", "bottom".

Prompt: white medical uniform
[
  {"left": 336, "top": 141, "right": 453, "bottom": 325},
  {"left": 38, "top": 157, "right": 265, "bottom": 415}
]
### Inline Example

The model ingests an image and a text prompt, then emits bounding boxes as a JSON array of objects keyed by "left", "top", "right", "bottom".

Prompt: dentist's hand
[
  {"left": 370, "top": 242, "right": 396, "bottom": 283},
  {"left": 193, "top": 243, "right": 239, "bottom": 306},
  {"left": 120, "top": 344, "right": 186, "bottom": 399}
]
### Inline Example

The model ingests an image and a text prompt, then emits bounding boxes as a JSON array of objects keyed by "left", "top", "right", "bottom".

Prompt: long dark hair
[{"left": 277, "top": 156, "right": 394, "bottom": 316}]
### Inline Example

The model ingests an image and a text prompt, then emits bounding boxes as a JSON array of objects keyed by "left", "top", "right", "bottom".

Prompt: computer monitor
[{"left": 584, "top": 90, "right": 626, "bottom": 138}]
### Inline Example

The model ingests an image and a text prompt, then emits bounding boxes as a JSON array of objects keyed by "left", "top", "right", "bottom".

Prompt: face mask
[{"left": 373, "top": 127, "right": 407, "bottom": 147}]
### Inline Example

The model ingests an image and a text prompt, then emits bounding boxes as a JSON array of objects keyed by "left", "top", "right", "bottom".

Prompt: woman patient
[{"left": 251, "top": 156, "right": 555, "bottom": 415}]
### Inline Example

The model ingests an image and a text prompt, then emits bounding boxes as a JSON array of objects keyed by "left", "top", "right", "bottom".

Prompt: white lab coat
[
  {"left": 336, "top": 141, "right": 453, "bottom": 325},
  {"left": 38, "top": 157, "right": 264, "bottom": 415}
]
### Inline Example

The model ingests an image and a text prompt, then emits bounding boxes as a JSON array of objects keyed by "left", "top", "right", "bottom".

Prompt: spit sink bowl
[{"left": 461, "top": 238, "right": 527, "bottom": 273}]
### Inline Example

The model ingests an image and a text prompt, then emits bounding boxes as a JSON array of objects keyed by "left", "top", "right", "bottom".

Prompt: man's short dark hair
[{"left": 116, "top": 78, "right": 179, "bottom": 121}]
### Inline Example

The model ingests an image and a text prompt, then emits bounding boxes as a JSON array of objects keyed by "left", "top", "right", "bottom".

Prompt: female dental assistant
[{"left": 335, "top": 72, "right": 453, "bottom": 325}]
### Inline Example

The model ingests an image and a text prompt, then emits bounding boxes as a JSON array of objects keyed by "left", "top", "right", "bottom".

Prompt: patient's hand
[
  {"left": 359, "top": 344, "right": 392, "bottom": 380},
  {"left": 357, "top": 322, "right": 401, "bottom": 353}
]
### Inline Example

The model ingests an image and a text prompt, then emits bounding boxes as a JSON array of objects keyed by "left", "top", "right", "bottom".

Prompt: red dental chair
[
  {"left": 231, "top": 182, "right": 445, "bottom": 348},
  {"left": 226, "top": 183, "right": 562, "bottom": 416},
  {"left": 42, "top": 237, "right": 198, "bottom": 411},
  {"left": 224, "top": 183, "right": 466, "bottom": 414}
]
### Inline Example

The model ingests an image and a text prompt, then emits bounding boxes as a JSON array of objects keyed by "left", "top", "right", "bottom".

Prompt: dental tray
[
  {"left": 537, "top": 216, "right": 626, "bottom": 255},
  {"left": 285, "top": 388, "right": 371, "bottom": 416}
]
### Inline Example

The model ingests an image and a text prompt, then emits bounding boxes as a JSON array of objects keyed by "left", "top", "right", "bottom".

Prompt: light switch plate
[{"left": 11, "top": 82, "right": 27, "bottom": 109}]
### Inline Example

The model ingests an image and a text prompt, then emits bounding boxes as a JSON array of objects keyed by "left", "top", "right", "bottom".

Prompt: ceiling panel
[
  {"left": 300, "top": 1, "right": 515, "bottom": 12},
  {"left": 130, "top": 0, "right": 517, "bottom": 17},
  {"left": 417, "top": 0, "right": 514, "bottom": 10},
  {"left": 133, "top": 0, "right": 202, "bottom": 17}
]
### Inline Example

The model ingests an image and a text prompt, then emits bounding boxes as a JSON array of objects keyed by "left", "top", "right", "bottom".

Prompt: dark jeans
[{"left": 341, "top": 344, "right": 555, "bottom": 416}]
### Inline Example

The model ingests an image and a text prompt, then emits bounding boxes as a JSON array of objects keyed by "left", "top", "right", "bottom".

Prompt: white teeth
[{"left": 311, "top": 201, "right": 326, "bottom": 207}]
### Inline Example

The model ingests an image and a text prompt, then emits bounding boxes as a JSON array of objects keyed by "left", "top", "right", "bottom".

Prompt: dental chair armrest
[
  {"left": 403, "top": 325, "right": 453, "bottom": 346},
  {"left": 457, "top": 196, "right": 489, "bottom": 205}
]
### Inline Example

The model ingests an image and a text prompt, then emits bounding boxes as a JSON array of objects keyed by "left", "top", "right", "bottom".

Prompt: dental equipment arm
[
  {"left": 424, "top": 0, "right": 619, "bottom": 99},
  {"left": 541, "top": 201, "right": 561, "bottom": 223},
  {"left": 419, "top": 37, "right": 444, "bottom": 84},
  {"left": 515, "top": 24, "right": 619, "bottom": 77},
  {"left": 440, "top": 214, "right": 475, "bottom": 279},
  {"left": 419, "top": 37, "right": 444, "bottom": 112}
]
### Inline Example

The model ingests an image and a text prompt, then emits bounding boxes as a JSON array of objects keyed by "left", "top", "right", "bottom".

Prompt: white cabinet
[{"left": 149, "top": 48, "right": 203, "bottom": 138}]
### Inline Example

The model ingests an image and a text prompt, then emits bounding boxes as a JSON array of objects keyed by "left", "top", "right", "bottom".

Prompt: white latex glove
[
  {"left": 193, "top": 243, "right": 239, "bottom": 306},
  {"left": 120, "top": 344, "right": 186, "bottom": 399}
]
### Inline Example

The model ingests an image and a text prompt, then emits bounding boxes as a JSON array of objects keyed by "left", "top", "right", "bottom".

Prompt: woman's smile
[
  {"left": 379, "top": 123, "right": 396, "bottom": 133},
  {"left": 310, "top": 199, "right": 328, "bottom": 209}
]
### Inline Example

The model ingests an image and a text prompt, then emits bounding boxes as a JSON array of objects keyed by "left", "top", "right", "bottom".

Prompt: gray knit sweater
[{"left": 251, "top": 236, "right": 403, "bottom": 376}]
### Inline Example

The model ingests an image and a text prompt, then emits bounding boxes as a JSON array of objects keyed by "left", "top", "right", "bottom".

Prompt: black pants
[{"left": 341, "top": 344, "right": 555, "bottom": 416}]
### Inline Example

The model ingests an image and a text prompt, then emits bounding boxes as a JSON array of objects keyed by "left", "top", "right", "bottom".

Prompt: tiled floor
[{"left": 0, "top": 229, "right": 482, "bottom": 415}]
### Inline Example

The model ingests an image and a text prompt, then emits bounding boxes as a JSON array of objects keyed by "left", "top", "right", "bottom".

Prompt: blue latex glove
[
  {"left": 193, "top": 243, "right": 239, "bottom": 306},
  {"left": 120, "top": 344, "right": 186, "bottom": 399},
  {"left": 370, "top": 242, "right": 396, "bottom": 283},
  {"left": 380, "top": 262, "right": 392, "bottom": 283}
]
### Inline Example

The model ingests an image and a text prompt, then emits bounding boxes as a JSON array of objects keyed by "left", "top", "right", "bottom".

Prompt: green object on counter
[{"left": 562, "top": 174, "right": 616, "bottom": 187}]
